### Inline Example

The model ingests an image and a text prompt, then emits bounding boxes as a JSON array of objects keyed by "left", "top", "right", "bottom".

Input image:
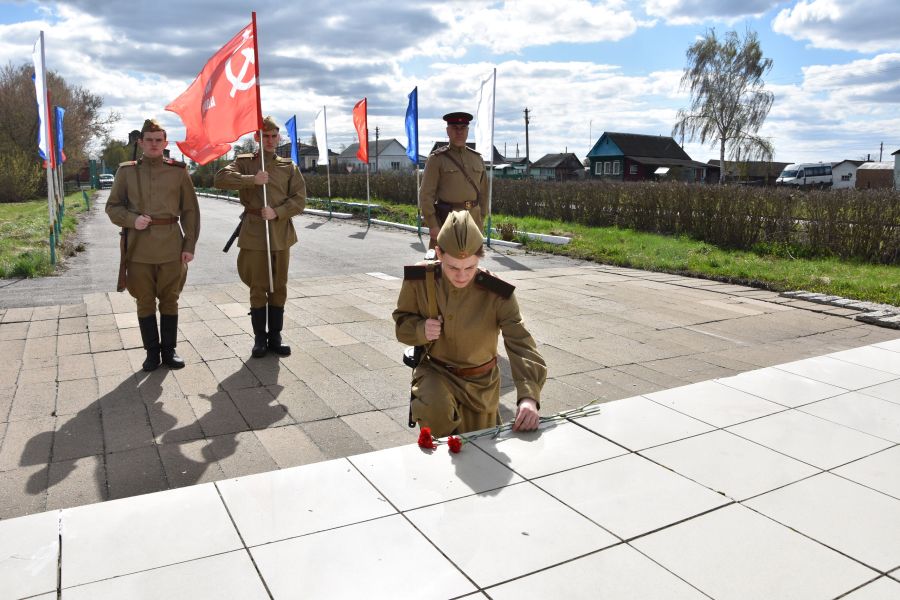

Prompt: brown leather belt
[
  {"left": 149, "top": 217, "right": 179, "bottom": 226},
  {"left": 429, "top": 355, "right": 497, "bottom": 378},
  {"left": 244, "top": 208, "right": 263, "bottom": 216},
  {"left": 437, "top": 200, "right": 477, "bottom": 210}
]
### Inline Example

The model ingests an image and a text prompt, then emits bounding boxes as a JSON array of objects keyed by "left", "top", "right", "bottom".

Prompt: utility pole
[
  {"left": 524, "top": 107, "right": 530, "bottom": 177},
  {"left": 880, "top": 141, "right": 883, "bottom": 162},
  {"left": 374, "top": 126, "right": 379, "bottom": 173}
]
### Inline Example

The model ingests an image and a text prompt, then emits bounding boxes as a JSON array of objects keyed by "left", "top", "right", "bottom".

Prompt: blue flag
[
  {"left": 54, "top": 106, "right": 66, "bottom": 164},
  {"left": 405, "top": 87, "right": 418, "bottom": 164},
  {"left": 285, "top": 115, "right": 299, "bottom": 165}
]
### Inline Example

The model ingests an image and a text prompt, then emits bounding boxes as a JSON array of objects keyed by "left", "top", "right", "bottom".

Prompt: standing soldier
[
  {"left": 419, "top": 112, "right": 489, "bottom": 248},
  {"left": 214, "top": 116, "right": 306, "bottom": 358},
  {"left": 106, "top": 118, "right": 200, "bottom": 372},
  {"left": 394, "top": 210, "right": 546, "bottom": 437}
]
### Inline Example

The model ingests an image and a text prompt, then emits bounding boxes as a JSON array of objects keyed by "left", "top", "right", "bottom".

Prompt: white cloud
[
  {"left": 772, "top": 0, "right": 900, "bottom": 53},
  {"left": 644, "top": 0, "right": 780, "bottom": 25}
]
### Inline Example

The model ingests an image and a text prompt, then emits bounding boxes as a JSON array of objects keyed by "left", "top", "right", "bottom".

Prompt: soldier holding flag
[
  {"left": 106, "top": 119, "right": 200, "bottom": 371},
  {"left": 214, "top": 116, "right": 306, "bottom": 358}
]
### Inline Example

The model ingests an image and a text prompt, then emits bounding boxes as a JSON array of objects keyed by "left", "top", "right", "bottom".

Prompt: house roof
[
  {"left": 429, "top": 142, "right": 504, "bottom": 163},
  {"left": 340, "top": 139, "right": 407, "bottom": 158},
  {"left": 275, "top": 142, "right": 338, "bottom": 158},
  {"left": 602, "top": 132, "right": 691, "bottom": 161},
  {"left": 832, "top": 159, "right": 867, "bottom": 169},
  {"left": 893, "top": 149, "right": 900, "bottom": 156},
  {"left": 629, "top": 156, "right": 709, "bottom": 169},
  {"left": 531, "top": 153, "right": 582, "bottom": 169},
  {"left": 857, "top": 161, "right": 894, "bottom": 170},
  {"left": 707, "top": 159, "right": 791, "bottom": 177}
]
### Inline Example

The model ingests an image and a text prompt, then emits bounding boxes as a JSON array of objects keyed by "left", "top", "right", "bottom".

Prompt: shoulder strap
[
  {"left": 474, "top": 269, "right": 515, "bottom": 298},
  {"left": 441, "top": 150, "right": 481, "bottom": 202}
]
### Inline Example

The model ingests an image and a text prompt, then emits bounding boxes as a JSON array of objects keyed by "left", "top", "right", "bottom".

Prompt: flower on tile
[
  {"left": 447, "top": 436, "right": 463, "bottom": 453},
  {"left": 417, "top": 427, "right": 437, "bottom": 450}
]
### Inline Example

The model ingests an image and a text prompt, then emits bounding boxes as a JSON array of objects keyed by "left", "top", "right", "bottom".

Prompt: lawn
[
  {"left": 0, "top": 190, "right": 92, "bottom": 278},
  {"left": 306, "top": 196, "right": 900, "bottom": 306}
]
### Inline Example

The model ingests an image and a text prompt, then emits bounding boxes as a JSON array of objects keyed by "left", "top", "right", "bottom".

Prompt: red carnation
[
  {"left": 447, "top": 436, "right": 462, "bottom": 453},
  {"left": 418, "top": 427, "right": 437, "bottom": 449}
]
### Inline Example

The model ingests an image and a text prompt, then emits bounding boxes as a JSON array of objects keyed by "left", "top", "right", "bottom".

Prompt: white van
[{"left": 776, "top": 163, "right": 833, "bottom": 188}]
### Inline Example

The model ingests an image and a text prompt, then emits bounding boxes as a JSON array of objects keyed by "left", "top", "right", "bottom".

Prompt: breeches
[
  {"left": 126, "top": 260, "right": 187, "bottom": 317},
  {"left": 410, "top": 360, "right": 501, "bottom": 438},
  {"left": 237, "top": 248, "right": 290, "bottom": 307}
]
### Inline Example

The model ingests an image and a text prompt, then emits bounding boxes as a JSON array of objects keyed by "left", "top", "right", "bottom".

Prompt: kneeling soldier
[
  {"left": 106, "top": 118, "right": 200, "bottom": 371},
  {"left": 215, "top": 116, "right": 306, "bottom": 358},
  {"left": 393, "top": 211, "right": 546, "bottom": 437}
]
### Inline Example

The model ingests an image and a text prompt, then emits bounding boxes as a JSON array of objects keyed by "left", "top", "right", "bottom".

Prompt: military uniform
[
  {"left": 214, "top": 124, "right": 306, "bottom": 358},
  {"left": 393, "top": 212, "right": 546, "bottom": 437},
  {"left": 106, "top": 132, "right": 200, "bottom": 371}
]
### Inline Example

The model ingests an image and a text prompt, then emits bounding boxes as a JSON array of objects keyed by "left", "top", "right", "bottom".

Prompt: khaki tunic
[
  {"left": 419, "top": 145, "right": 489, "bottom": 232},
  {"left": 393, "top": 263, "right": 546, "bottom": 436},
  {"left": 106, "top": 156, "right": 200, "bottom": 316},
  {"left": 214, "top": 152, "right": 306, "bottom": 251}
]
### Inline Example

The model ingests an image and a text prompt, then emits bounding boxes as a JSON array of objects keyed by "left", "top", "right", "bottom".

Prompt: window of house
[
  {"left": 629, "top": 164, "right": 638, "bottom": 175},
  {"left": 391, "top": 161, "right": 401, "bottom": 170},
  {"left": 594, "top": 162, "right": 603, "bottom": 175},
  {"left": 842, "top": 174, "right": 851, "bottom": 181},
  {"left": 604, "top": 161, "right": 611, "bottom": 174},
  {"left": 613, "top": 161, "right": 620, "bottom": 175}
]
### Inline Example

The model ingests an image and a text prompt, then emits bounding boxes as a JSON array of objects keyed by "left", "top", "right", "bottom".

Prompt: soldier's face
[
  {"left": 446, "top": 124, "right": 469, "bottom": 148},
  {"left": 139, "top": 133, "right": 167, "bottom": 158},
  {"left": 438, "top": 250, "right": 479, "bottom": 288},
  {"left": 256, "top": 129, "right": 280, "bottom": 153}
]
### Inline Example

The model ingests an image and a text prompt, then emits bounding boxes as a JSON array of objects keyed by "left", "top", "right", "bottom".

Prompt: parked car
[
  {"left": 98, "top": 174, "right": 114, "bottom": 189},
  {"left": 776, "top": 163, "right": 832, "bottom": 188}
]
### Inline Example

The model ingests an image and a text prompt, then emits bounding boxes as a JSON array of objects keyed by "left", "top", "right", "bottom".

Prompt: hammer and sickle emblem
[{"left": 225, "top": 48, "right": 256, "bottom": 98}]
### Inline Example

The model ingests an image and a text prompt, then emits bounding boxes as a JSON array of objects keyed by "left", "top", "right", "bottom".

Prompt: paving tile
[
  {"left": 0, "top": 321, "right": 29, "bottom": 340},
  {"left": 535, "top": 452, "right": 729, "bottom": 540},
  {"left": 57, "top": 332, "right": 91, "bottom": 356},
  {"left": 105, "top": 445, "right": 168, "bottom": 500},
  {"left": 0, "top": 464, "right": 48, "bottom": 518},
  {"left": 308, "top": 324, "right": 358, "bottom": 346},
  {"left": 340, "top": 410, "right": 416, "bottom": 450},
  {"left": 45, "top": 454, "right": 107, "bottom": 510},
  {"left": 102, "top": 399, "right": 155, "bottom": 452},
  {"left": 341, "top": 366, "right": 411, "bottom": 410},
  {"left": 206, "top": 357, "right": 261, "bottom": 391},
  {"left": 0, "top": 510, "right": 58, "bottom": 599},
  {"left": 829, "top": 346, "right": 900, "bottom": 376},
  {"left": 642, "top": 429, "right": 819, "bottom": 501},
  {"left": 251, "top": 514, "right": 475, "bottom": 600},
  {"left": 86, "top": 313, "right": 117, "bottom": 331},
  {"left": 746, "top": 473, "right": 900, "bottom": 571},
  {"left": 575, "top": 395, "right": 713, "bottom": 451},
  {"left": 304, "top": 374, "right": 373, "bottom": 416},
  {"left": 113, "top": 311, "right": 139, "bottom": 329},
  {"left": 728, "top": 409, "right": 892, "bottom": 469},
  {"left": 52, "top": 407, "right": 103, "bottom": 461},
  {"left": 645, "top": 380, "right": 784, "bottom": 427},
  {"left": 841, "top": 578, "right": 900, "bottom": 600},
  {"left": 56, "top": 378, "right": 100, "bottom": 416},
  {"left": 24, "top": 335, "right": 56, "bottom": 359},
  {"left": 407, "top": 481, "right": 617, "bottom": 587},
  {"left": 472, "top": 420, "right": 626, "bottom": 479},
  {"left": 487, "top": 543, "right": 708, "bottom": 600},
  {"left": 271, "top": 381, "right": 336, "bottom": 423},
  {"left": 799, "top": 391, "right": 900, "bottom": 442},
  {"left": 59, "top": 303, "right": 86, "bottom": 318},
  {"left": 172, "top": 363, "right": 219, "bottom": 396},
  {"left": 26, "top": 318, "right": 57, "bottom": 338},
  {"left": 57, "top": 316, "right": 88, "bottom": 335},
  {"left": 62, "top": 550, "right": 269, "bottom": 600},
  {"left": 349, "top": 440, "right": 522, "bottom": 511},
  {"left": 218, "top": 458, "right": 394, "bottom": 546},
  {"left": 2, "top": 307, "right": 33, "bottom": 323},
  {"left": 207, "top": 430, "right": 279, "bottom": 479},
  {"left": 716, "top": 367, "right": 847, "bottom": 407},
  {"left": 17, "top": 365, "right": 56, "bottom": 386},
  {"left": 0, "top": 416, "right": 55, "bottom": 472},
  {"left": 874, "top": 338, "right": 900, "bottom": 352},
  {"left": 89, "top": 330, "right": 122, "bottom": 352},
  {"left": 776, "top": 356, "right": 896, "bottom": 389},
  {"left": 91, "top": 349, "right": 133, "bottom": 377},
  {"left": 253, "top": 424, "right": 326, "bottom": 469},
  {"left": 60, "top": 483, "right": 243, "bottom": 588},
  {"left": 632, "top": 504, "right": 877, "bottom": 600},
  {"left": 157, "top": 439, "right": 226, "bottom": 488},
  {"left": 57, "top": 353, "right": 95, "bottom": 381},
  {"left": 834, "top": 447, "right": 900, "bottom": 500},
  {"left": 11, "top": 384, "right": 56, "bottom": 426},
  {"left": 182, "top": 391, "right": 247, "bottom": 439},
  {"left": 858, "top": 379, "right": 900, "bottom": 405}
]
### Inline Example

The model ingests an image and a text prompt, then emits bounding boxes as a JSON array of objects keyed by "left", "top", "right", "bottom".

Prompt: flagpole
[
  {"left": 323, "top": 106, "right": 331, "bottom": 201},
  {"left": 38, "top": 32, "right": 57, "bottom": 265},
  {"left": 486, "top": 68, "right": 496, "bottom": 249},
  {"left": 250, "top": 11, "right": 274, "bottom": 294}
]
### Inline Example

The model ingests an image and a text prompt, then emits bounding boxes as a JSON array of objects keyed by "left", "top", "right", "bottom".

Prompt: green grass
[
  {"left": 307, "top": 196, "right": 900, "bottom": 305},
  {"left": 0, "top": 191, "right": 92, "bottom": 278}
]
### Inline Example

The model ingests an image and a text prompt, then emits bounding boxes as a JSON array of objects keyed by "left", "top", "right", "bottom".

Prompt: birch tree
[{"left": 673, "top": 29, "right": 774, "bottom": 184}]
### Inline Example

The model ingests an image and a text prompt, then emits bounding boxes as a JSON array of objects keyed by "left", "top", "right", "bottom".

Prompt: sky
[{"left": 2, "top": 0, "right": 899, "bottom": 165}]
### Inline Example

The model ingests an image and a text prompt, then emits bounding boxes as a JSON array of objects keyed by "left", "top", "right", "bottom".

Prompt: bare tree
[{"left": 673, "top": 29, "right": 774, "bottom": 184}]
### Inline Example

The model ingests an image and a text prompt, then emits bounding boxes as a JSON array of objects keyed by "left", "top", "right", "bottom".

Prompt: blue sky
[{"left": 2, "top": 0, "right": 899, "bottom": 164}]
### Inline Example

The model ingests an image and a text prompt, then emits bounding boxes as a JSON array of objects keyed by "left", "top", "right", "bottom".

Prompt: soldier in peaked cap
[
  {"left": 106, "top": 118, "right": 201, "bottom": 372},
  {"left": 419, "top": 111, "right": 489, "bottom": 249},
  {"left": 214, "top": 115, "right": 306, "bottom": 359},
  {"left": 393, "top": 211, "right": 546, "bottom": 437}
]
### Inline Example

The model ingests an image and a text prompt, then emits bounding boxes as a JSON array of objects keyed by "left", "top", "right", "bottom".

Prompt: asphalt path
[{"left": 0, "top": 191, "right": 582, "bottom": 309}]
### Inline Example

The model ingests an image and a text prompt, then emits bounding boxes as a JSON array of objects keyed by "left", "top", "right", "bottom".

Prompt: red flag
[
  {"left": 353, "top": 98, "right": 368, "bottom": 164},
  {"left": 166, "top": 22, "right": 261, "bottom": 164}
]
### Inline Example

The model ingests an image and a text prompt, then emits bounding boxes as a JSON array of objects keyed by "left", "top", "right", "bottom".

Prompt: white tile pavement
[{"left": 2, "top": 340, "right": 899, "bottom": 599}]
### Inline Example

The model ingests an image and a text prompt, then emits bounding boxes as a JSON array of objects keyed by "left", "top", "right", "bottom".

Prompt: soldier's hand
[
  {"left": 424, "top": 317, "right": 442, "bottom": 341},
  {"left": 181, "top": 252, "right": 194, "bottom": 264},
  {"left": 261, "top": 206, "right": 277, "bottom": 220},
  {"left": 513, "top": 398, "right": 539, "bottom": 431},
  {"left": 134, "top": 214, "right": 151, "bottom": 230},
  {"left": 254, "top": 170, "right": 269, "bottom": 185}
]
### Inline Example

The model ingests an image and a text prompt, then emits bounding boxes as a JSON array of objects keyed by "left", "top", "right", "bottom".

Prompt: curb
[{"left": 780, "top": 290, "right": 900, "bottom": 329}]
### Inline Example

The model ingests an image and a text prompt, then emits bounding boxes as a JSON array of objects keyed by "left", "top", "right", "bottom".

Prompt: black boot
[
  {"left": 267, "top": 305, "right": 291, "bottom": 356},
  {"left": 138, "top": 314, "right": 161, "bottom": 372},
  {"left": 250, "top": 307, "right": 268, "bottom": 358},
  {"left": 159, "top": 314, "right": 185, "bottom": 369}
]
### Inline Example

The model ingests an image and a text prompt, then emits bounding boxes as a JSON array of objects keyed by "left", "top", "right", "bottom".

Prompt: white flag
[
  {"left": 473, "top": 68, "right": 496, "bottom": 164},
  {"left": 32, "top": 32, "right": 51, "bottom": 165},
  {"left": 314, "top": 107, "right": 329, "bottom": 166}
]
